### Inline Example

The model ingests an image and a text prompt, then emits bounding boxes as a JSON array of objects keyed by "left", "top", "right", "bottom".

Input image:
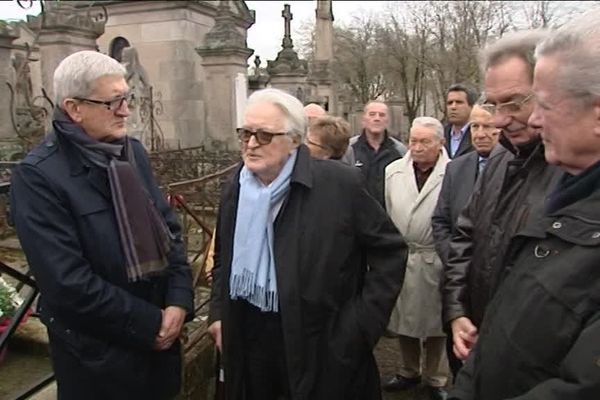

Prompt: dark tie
[{"left": 479, "top": 158, "right": 488, "bottom": 174}]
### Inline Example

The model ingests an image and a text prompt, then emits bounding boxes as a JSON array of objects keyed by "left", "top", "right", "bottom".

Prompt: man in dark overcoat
[
  {"left": 208, "top": 88, "right": 408, "bottom": 400},
  {"left": 10, "top": 51, "right": 194, "bottom": 400}
]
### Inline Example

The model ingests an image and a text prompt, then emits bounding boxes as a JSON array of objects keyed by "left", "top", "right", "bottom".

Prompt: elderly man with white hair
[
  {"left": 207, "top": 88, "right": 408, "bottom": 400},
  {"left": 450, "top": 8, "right": 600, "bottom": 400},
  {"left": 10, "top": 51, "right": 194, "bottom": 399},
  {"left": 383, "top": 117, "right": 450, "bottom": 400}
]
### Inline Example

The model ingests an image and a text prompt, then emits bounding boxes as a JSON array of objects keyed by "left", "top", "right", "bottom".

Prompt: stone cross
[{"left": 282, "top": 4, "right": 293, "bottom": 40}]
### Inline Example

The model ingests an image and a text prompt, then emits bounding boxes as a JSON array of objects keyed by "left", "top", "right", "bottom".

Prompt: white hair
[
  {"left": 246, "top": 88, "right": 307, "bottom": 140},
  {"left": 53, "top": 50, "right": 126, "bottom": 106},
  {"left": 411, "top": 117, "right": 444, "bottom": 139},
  {"left": 535, "top": 8, "right": 600, "bottom": 105}
]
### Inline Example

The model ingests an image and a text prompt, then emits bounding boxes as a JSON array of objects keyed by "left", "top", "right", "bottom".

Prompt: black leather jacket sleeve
[{"left": 441, "top": 174, "right": 484, "bottom": 325}]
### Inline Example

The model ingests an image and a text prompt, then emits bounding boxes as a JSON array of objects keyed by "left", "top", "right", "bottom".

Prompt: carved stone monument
[
  {"left": 28, "top": 1, "right": 106, "bottom": 103},
  {"left": 197, "top": 0, "right": 254, "bottom": 150},
  {"left": 266, "top": 4, "right": 308, "bottom": 101},
  {"left": 308, "top": 0, "right": 337, "bottom": 113},
  {"left": 0, "top": 22, "right": 20, "bottom": 139},
  {"left": 121, "top": 46, "right": 153, "bottom": 145}
]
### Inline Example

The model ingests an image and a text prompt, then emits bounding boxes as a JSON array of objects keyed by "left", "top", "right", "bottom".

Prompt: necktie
[{"left": 479, "top": 157, "right": 487, "bottom": 174}]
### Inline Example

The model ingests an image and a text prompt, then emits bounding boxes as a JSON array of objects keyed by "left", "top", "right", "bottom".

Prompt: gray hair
[
  {"left": 535, "top": 8, "right": 600, "bottom": 105},
  {"left": 363, "top": 100, "right": 388, "bottom": 113},
  {"left": 246, "top": 88, "right": 306, "bottom": 140},
  {"left": 479, "top": 30, "right": 549, "bottom": 81},
  {"left": 411, "top": 117, "right": 444, "bottom": 139},
  {"left": 54, "top": 50, "right": 126, "bottom": 106}
]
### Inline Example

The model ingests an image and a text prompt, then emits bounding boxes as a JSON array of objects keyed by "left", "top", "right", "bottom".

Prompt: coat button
[
  {"left": 552, "top": 222, "right": 562, "bottom": 229},
  {"left": 592, "top": 232, "right": 600, "bottom": 239},
  {"left": 534, "top": 245, "right": 551, "bottom": 258}
]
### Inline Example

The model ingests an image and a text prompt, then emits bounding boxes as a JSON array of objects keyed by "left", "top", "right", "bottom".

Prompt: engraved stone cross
[{"left": 282, "top": 4, "right": 293, "bottom": 39}]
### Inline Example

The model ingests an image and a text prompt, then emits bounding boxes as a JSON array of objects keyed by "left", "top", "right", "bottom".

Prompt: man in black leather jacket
[{"left": 440, "top": 30, "right": 561, "bottom": 367}]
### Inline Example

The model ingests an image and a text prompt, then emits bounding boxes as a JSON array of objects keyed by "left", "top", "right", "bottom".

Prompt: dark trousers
[{"left": 240, "top": 300, "right": 291, "bottom": 400}]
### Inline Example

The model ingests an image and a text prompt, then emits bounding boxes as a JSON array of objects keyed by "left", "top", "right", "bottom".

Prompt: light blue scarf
[{"left": 229, "top": 149, "right": 298, "bottom": 312}]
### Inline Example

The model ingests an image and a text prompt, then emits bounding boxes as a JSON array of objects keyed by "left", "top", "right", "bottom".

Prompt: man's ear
[
  {"left": 593, "top": 98, "right": 600, "bottom": 137},
  {"left": 62, "top": 99, "right": 83, "bottom": 123},
  {"left": 290, "top": 133, "right": 302, "bottom": 147}
]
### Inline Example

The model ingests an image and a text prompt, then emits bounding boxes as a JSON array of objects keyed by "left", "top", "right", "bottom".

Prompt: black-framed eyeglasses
[
  {"left": 236, "top": 128, "right": 287, "bottom": 145},
  {"left": 73, "top": 93, "right": 134, "bottom": 111},
  {"left": 480, "top": 94, "right": 534, "bottom": 115}
]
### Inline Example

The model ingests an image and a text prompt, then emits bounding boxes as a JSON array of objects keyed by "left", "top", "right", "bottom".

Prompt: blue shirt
[{"left": 450, "top": 124, "right": 470, "bottom": 157}]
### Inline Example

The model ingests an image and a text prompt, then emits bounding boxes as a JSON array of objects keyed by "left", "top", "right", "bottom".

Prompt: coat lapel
[{"left": 274, "top": 146, "right": 312, "bottom": 391}]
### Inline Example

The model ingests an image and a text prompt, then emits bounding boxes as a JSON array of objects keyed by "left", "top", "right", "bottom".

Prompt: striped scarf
[{"left": 53, "top": 108, "right": 171, "bottom": 282}]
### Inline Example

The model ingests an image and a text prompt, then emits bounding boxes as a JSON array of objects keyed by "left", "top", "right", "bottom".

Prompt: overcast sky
[
  {"left": 246, "top": 1, "right": 389, "bottom": 62},
  {"left": 0, "top": 0, "right": 387, "bottom": 63}
]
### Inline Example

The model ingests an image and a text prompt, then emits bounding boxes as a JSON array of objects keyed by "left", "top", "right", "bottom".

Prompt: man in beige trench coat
[{"left": 383, "top": 117, "right": 450, "bottom": 400}]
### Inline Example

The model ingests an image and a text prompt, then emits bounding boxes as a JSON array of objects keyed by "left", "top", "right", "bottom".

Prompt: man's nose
[
  {"left": 247, "top": 134, "right": 260, "bottom": 148},
  {"left": 493, "top": 112, "right": 511, "bottom": 129},
  {"left": 473, "top": 131, "right": 489, "bottom": 141},
  {"left": 528, "top": 104, "right": 543, "bottom": 130},
  {"left": 115, "top": 102, "right": 131, "bottom": 117}
]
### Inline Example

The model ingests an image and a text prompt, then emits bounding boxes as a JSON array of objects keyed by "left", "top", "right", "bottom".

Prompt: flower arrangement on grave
[{"left": 0, "top": 276, "right": 23, "bottom": 324}]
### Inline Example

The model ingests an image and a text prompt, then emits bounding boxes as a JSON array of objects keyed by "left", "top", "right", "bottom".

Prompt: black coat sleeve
[
  {"left": 432, "top": 163, "right": 454, "bottom": 266},
  {"left": 350, "top": 169, "right": 408, "bottom": 347},
  {"left": 10, "top": 164, "right": 162, "bottom": 350},
  {"left": 441, "top": 173, "right": 483, "bottom": 325}
]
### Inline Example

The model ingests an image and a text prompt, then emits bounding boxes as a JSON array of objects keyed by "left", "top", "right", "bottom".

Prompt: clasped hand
[{"left": 154, "top": 305, "right": 187, "bottom": 351}]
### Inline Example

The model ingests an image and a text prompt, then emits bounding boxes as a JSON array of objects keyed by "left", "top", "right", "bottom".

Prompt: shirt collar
[{"left": 452, "top": 123, "right": 470, "bottom": 137}]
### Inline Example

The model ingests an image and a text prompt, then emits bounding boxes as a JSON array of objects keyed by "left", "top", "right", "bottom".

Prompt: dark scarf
[
  {"left": 53, "top": 108, "right": 171, "bottom": 282},
  {"left": 546, "top": 159, "right": 600, "bottom": 214}
]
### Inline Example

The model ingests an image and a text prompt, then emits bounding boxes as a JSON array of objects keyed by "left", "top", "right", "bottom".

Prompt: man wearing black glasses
[
  {"left": 440, "top": 30, "right": 562, "bottom": 376},
  {"left": 10, "top": 51, "right": 193, "bottom": 400},
  {"left": 208, "top": 88, "right": 408, "bottom": 400}
]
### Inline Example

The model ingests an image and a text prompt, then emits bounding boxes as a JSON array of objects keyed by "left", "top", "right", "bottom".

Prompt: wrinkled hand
[
  {"left": 154, "top": 306, "right": 187, "bottom": 351},
  {"left": 451, "top": 316, "right": 478, "bottom": 360},
  {"left": 208, "top": 320, "right": 222, "bottom": 353}
]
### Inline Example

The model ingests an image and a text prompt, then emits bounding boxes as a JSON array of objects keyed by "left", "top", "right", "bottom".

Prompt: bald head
[{"left": 304, "top": 103, "right": 327, "bottom": 122}]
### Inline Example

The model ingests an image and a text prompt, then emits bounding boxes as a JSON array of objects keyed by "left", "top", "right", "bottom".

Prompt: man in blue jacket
[{"left": 10, "top": 51, "right": 194, "bottom": 400}]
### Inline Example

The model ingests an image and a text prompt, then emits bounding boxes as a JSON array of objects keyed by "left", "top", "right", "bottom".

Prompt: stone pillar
[
  {"left": 266, "top": 4, "right": 308, "bottom": 103},
  {"left": 0, "top": 22, "right": 20, "bottom": 139},
  {"left": 28, "top": 1, "right": 106, "bottom": 104},
  {"left": 197, "top": 0, "right": 254, "bottom": 150},
  {"left": 308, "top": 0, "right": 337, "bottom": 114}
]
